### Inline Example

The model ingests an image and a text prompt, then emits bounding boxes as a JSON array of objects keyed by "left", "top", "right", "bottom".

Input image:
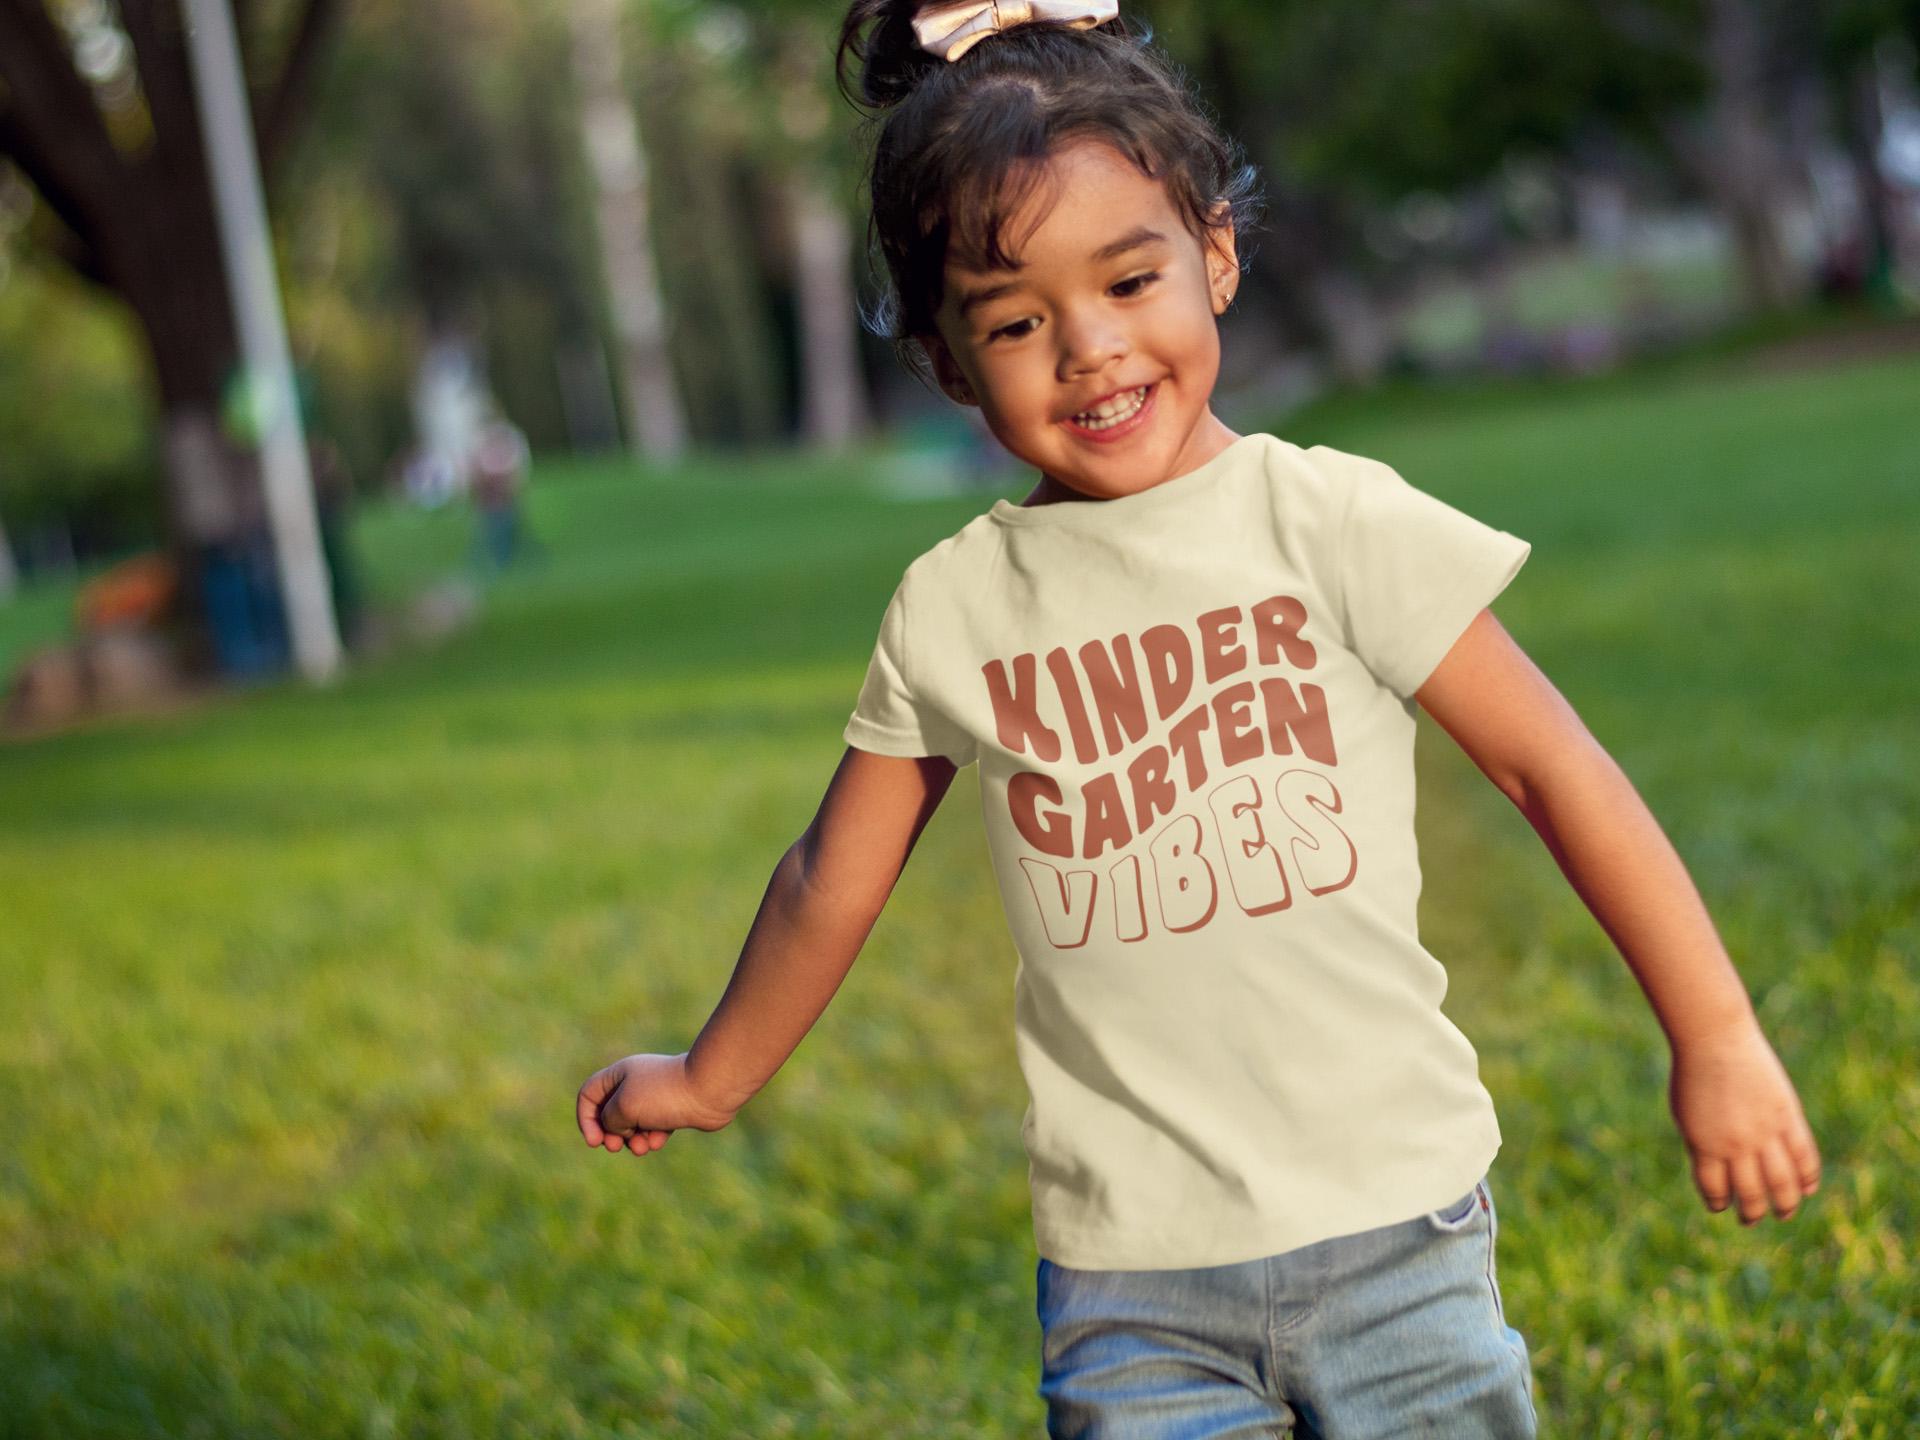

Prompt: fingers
[
  {"left": 1727, "top": 1151, "right": 1766, "bottom": 1224},
  {"left": 576, "top": 1061, "right": 675, "bottom": 1159},
  {"left": 1697, "top": 1137, "right": 1821, "bottom": 1224},
  {"left": 576, "top": 1070, "right": 611, "bottom": 1146},
  {"left": 1694, "top": 1154, "right": 1732, "bottom": 1214},
  {"left": 627, "top": 1129, "right": 669, "bottom": 1157},
  {"left": 1757, "top": 1141, "right": 1804, "bottom": 1221},
  {"left": 577, "top": 1066, "right": 647, "bottom": 1152},
  {"left": 1787, "top": 1116, "right": 1822, "bottom": 1195}
]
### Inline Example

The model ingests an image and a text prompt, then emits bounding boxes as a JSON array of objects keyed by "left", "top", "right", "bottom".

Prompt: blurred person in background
[{"left": 468, "top": 409, "right": 534, "bottom": 574}]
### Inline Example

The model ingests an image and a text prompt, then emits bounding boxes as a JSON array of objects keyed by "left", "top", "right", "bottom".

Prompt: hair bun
[{"left": 837, "top": 1, "right": 944, "bottom": 111}]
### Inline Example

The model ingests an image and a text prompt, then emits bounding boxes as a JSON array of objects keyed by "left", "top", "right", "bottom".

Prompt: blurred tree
[
  {"left": 0, "top": 248, "right": 156, "bottom": 549},
  {"left": 1156, "top": 0, "right": 1920, "bottom": 367},
  {"left": 1145, "top": 0, "right": 1705, "bottom": 380},
  {"left": 0, "top": 163, "right": 158, "bottom": 577},
  {"left": 1588, "top": 0, "right": 1920, "bottom": 313},
  {"left": 631, "top": 1, "right": 783, "bottom": 447},
  {"left": 641, "top": 0, "right": 875, "bottom": 449},
  {"left": 568, "top": 0, "right": 689, "bottom": 461},
  {"left": 308, "top": 0, "right": 607, "bottom": 458},
  {"left": 1811, "top": 0, "right": 1920, "bottom": 305},
  {"left": 0, "top": 0, "right": 344, "bottom": 649},
  {"left": 1641, "top": 0, "right": 1808, "bottom": 311},
  {"left": 764, "top": 13, "right": 871, "bottom": 449}
]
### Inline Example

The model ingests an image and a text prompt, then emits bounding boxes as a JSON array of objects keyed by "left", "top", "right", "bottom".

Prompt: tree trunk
[
  {"left": 1700, "top": 0, "right": 1805, "bottom": 313},
  {"left": 0, "top": 0, "right": 346, "bottom": 672},
  {"left": 676, "top": 137, "right": 782, "bottom": 448},
  {"left": 1839, "top": 42, "right": 1899, "bottom": 300},
  {"left": 115, "top": 180, "right": 269, "bottom": 672},
  {"left": 780, "top": 167, "right": 870, "bottom": 450},
  {"left": 568, "top": 0, "right": 690, "bottom": 463},
  {"left": 0, "top": 506, "right": 17, "bottom": 603}
]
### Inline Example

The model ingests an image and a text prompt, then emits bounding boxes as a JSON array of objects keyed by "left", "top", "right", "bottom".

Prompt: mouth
[{"left": 1061, "top": 382, "right": 1158, "bottom": 441}]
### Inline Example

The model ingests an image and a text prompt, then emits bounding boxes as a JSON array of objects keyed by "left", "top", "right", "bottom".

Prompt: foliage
[
  {"left": 295, "top": 0, "right": 607, "bottom": 454},
  {"left": 1140, "top": 0, "right": 1703, "bottom": 211},
  {"left": 0, "top": 248, "right": 158, "bottom": 542},
  {"left": 278, "top": 168, "right": 417, "bottom": 500}
]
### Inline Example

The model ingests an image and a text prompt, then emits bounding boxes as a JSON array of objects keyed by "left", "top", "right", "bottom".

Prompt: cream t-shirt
[{"left": 843, "top": 432, "right": 1531, "bottom": 1270}]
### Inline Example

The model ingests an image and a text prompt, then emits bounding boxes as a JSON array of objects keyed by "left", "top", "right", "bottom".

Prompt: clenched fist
[{"left": 575, "top": 1052, "right": 736, "bottom": 1157}]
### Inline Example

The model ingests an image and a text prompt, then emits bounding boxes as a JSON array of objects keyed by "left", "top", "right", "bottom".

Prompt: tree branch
[
  {"left": 255, "top": 0, "right": 346, "bottom": 180},
  {"left": 118, "top": 0, "right": 205, "bottom": 192},
  {"left": 0, "top": 101, "right": 98, "bottom": 254},
  {"left": 0, "top": 0, "right": 130, "bottom": 246}
]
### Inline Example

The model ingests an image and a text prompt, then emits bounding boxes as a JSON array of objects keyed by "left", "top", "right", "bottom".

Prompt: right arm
[{"left": 575, "top": 746, "right": 962, "bottom": 1152}]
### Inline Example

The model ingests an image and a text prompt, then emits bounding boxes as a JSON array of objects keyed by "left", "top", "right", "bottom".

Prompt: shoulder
[
  {"left": 1261, "top": 440, "right": 1441, "bottom": 541},
  {"left": 1229, "top": 433, "right": 1389, "bottom": 508},
  {"left": 899, "top": 510, "right": 1001, "bottom": 595},
  {"left": 1287, "top": 439, "right": 1402, "bottom": 494},
  {"left": 1218, "top": 433, "right": 1382, "bottom": 547}
]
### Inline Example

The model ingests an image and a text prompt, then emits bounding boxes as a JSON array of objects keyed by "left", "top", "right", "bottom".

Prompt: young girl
[{"left": 576, "top": 4, "right": 1823, "bottom": 1433}]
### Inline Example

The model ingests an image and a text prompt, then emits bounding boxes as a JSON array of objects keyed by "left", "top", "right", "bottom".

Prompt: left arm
[{"left": 1414, "top": 608, "right": 1822, "bottom": 1226}]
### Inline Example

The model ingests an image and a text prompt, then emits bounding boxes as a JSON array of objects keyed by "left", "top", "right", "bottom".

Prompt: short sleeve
[
  {"left": 1333, "top": 454, "right": 1531, "bottom": 699},
  {"left": 843, "top": 574, "right": 978, "bottom": 768}
]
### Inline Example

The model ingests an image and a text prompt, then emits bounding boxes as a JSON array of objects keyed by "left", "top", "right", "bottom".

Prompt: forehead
[{"left": 945, "top": 139, "right": 1187, "bottom": 284}]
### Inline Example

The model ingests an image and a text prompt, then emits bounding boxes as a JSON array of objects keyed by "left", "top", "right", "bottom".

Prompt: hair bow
[{"left": 911, "top": 0, "right": 1119, "bottom": 63}]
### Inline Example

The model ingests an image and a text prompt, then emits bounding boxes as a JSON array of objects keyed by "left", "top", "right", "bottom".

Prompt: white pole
[{"left": 183, "top": 0, "right": 342, "bottom": 683}]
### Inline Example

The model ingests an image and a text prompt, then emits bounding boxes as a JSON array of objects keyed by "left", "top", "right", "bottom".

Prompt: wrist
[
  {"left": 679, "top": 1049, "right": 750, "bottom": 1126},
  {"left": 1666, "top": 1004, "right": 1760, "bottom": 1056}
]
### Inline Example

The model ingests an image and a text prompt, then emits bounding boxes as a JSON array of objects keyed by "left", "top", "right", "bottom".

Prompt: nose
[{"left": 1056, "top": 308, "right": 1129, "bottom": 378}]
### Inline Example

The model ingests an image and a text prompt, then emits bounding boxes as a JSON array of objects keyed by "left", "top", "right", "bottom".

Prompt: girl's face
[{"left": 921, "top": 138, "right": 1241, "bottom": 502}]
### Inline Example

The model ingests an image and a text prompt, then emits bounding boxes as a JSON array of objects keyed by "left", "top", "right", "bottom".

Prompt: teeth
[{"left": 1073, "top": 386, "right": 1148, "bottom": 428}]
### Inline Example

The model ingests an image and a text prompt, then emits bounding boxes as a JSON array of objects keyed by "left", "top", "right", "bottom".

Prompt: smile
[{"left": 1064, "top": 383, "right": 1157, "bottom": 441}]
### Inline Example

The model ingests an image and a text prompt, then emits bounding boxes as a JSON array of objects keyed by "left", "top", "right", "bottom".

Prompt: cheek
[
  {"left": 1173, "top": 279, "right": 1225, "bottom": 341},
  {"left": 1153, "top": 307, "right": 1220, "bottom": 381},
  {"left": 979, "top": 357, "right": 1053, "bottom": 417}
]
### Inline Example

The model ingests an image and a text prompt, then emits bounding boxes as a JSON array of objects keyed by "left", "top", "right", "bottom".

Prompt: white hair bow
[{"left": 911, "top": 0, "right": 1120, "bottom": 63}]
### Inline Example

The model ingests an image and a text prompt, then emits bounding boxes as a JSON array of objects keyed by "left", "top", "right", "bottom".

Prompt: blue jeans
[{"left": 1035, "top": 1173, "right": 1538, "bottom": 1438}]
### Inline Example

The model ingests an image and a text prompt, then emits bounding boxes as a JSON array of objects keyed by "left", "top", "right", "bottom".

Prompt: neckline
[{"left": 986, "top": 433, "right": 1268, "bottom": 528}]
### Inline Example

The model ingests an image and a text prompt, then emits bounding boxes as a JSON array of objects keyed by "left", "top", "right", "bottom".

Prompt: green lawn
[{"left": 2, "top": 344, "right": 1915, "bottom": 1437}]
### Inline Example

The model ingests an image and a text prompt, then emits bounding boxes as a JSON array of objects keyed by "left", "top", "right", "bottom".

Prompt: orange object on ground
[{"left": 77, "top": 552, "right": 179, "bottom": 632}]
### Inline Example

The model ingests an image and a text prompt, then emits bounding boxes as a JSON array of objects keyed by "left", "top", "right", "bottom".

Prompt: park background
[{"left": 1, "top": 0, "right": 1917, "bottom": 1435}]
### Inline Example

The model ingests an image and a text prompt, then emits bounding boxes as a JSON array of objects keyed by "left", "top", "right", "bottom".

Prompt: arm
[
  {"left": 1413, "top": 608, "right": 1822, "bottom": 1224},
  {"left": 575, "top": 746, "right": 961, "bottom": 1153},
  {"left": 683, "top": 746, "right": 961, "bottom": 1116}
]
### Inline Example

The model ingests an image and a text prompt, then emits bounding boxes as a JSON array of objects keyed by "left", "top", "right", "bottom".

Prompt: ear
[
  {"left": 922, "top": 331, "right": 979, "bottom": 407},
  {"left": 1203, "top": 201, "right": 1240, "bottom": 316}
]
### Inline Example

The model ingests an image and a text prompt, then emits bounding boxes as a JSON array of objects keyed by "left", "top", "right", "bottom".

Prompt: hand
[
  {"left": 1668, "top": 1017, "right": 1821, "bottom": 1225},
  {"left": 575, "top": 1052, "right": 735, "bottom": 1158}
]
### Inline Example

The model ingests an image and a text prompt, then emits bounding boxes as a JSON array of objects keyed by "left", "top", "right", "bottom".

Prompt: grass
[{"left": 2, "top": 337, "right": 1916, "bottom": 1437}]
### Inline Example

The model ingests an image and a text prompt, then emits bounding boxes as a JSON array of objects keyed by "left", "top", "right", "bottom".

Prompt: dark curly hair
[{"left": 835, "top": 2, "right": 1265, "bottom": 391}]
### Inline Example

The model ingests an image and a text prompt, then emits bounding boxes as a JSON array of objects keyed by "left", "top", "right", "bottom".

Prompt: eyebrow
[{"left": 955, "top": 225, "right": 1172, "bottom": 319}]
